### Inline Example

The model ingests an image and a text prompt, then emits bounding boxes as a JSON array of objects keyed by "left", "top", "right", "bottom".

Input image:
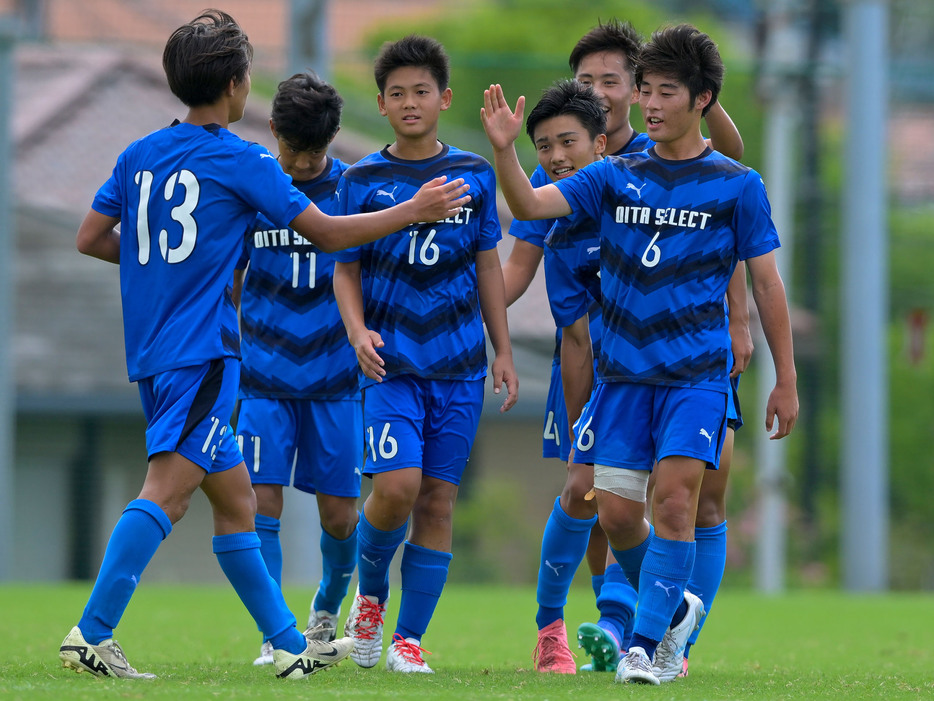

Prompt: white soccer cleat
[
  {"left": 306, "top": 609, "right": 339, "bottom": 643},
  {"left": 385, "top": 633, "right": 434, "bottom": 673},
  {"left": 343, "top": 591, "right": 386, "bottom": 668},
  {"left": 273, "top": 635, "right": 354, "bottom": 679},
  {"left": 652, "top": 590, "right": 705, "bottom": 682},
  {"left": 59, "top": 626, "right": 156, "bottom": 679},
  {"left": 253, "top": 640, "right": 274, "bottom": 666},
  {"left": 615, "top": 646, "right": 660, "bottom": 685}
]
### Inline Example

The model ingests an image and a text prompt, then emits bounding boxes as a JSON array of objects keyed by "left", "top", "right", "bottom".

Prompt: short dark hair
[
  {"left": 374, "top": 35, "right": 450, "bottom": 94},
  {"left": 163, "top": 9, "right": 253, "bottom": 108},
  {"left": 569, "top": 18, "right": 643, "bottom": 79},
  {"left": 636, "top": 24, "right": 724, "bottom": 117},
  {"left": 271, "top": 72, "right": 343, "bottom": 151},
  {"left": 526, "top": 80, "right": 606, "bottom": 143}
]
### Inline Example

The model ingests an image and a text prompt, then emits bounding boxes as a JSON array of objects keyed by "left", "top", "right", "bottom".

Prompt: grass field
[{"left": 0, "top": 582, "right": 931, "bottom": 700}]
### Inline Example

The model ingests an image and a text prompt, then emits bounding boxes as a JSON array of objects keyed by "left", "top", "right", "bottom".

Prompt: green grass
[{"left": 1, "top": 583, "right": 931, "bottom": 700}]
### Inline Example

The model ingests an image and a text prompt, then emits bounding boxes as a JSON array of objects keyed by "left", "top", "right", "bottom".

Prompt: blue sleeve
[
  {"left": 735, "top": 170, "right": 781, "bottom": 261},
  {"left": 554, "top": 159, "right": 605, "bottom": 227},
  {"left": 91, "top": 152, "right": 126, "bottom": 218},
  {"left": 236, "top": 144, "right": 310, "bottom": 229},
  {"left": 331, "top": 173, "right": 363, "bottom": 263},
  {"left": 477, "top": 165, "right": 503, "bottom": 252}
]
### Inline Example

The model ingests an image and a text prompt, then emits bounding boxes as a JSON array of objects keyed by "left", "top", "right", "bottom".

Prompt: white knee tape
[{"left": 593, "top": 464, "right": 650, "bottom": 503}]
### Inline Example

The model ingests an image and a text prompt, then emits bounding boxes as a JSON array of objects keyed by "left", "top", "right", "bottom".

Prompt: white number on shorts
[
  {"left": 543, "top": 411, "right": 560, "bottom": 446},
  {"left": 641, "top": 230, "right": 662, "bottom": 268},
  {"left": 407, "top": 228, "right": 440, "bottom": 266},
  {"left": 367, "top": 422, "right": 398, "bottom": 461},
  {"left": 576, "top": 416, "right": 595, "bottom": 452},
  {"left": 134, "top": 169, "right": 201, "bottom": 265},
  {"left": 291, "top": 251, "right": 317, "bottom": 288}
]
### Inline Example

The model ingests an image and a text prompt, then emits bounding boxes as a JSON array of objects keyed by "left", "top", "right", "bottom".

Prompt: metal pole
[
  {"left": 841, "top": 0, "right": 889, "bottom": 591},
  {"left": 288, "top": 0, "right": 330, "bottom": 79}
]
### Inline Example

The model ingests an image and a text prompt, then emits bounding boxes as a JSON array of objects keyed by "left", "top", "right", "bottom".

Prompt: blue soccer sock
[
  {"left": 395, "top": 541, "right": 452, "bottom": 642},
  {"left": 78, "top": 499, "right": 172, "bottom": 644},
  {"left": 213, "top": 531, "right": 304, "bottom": 654},
  {"left": 596, "top": 563, "right": 637, "bottom": 649},
  {"left": 254, "top": 513, "right": 282, "bottom": 587},
  {"left": 591, "top": 574, "right": 605, "bottom": 603},
  {"left": 315, "top": 522, "right": 358, "bottom": 614},
  {"left": 610, "top": 523, "right": 654, "bottom": 592},
  {"left": 535, "top": 497, "right": 597, "bottom": 630},
  {"left": 357, "top": 511, "right": 407, "bottom": 604},
  {"left": 686, "top": 520, "right": 727, "bottom": 646},
  {"left": 630, "top": 536, "right": 695, "bottom": 659}
]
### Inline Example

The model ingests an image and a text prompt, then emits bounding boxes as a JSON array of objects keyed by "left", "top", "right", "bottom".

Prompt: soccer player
[
  {"left": 232, "top": 72, "right": 362, "bottom": 667},
  {"left": 481, "top": 22, "right": 798, "bottom": 686},
  {"left": 333, "top": 35, "right": 518, "bottom": 674},
  {"left": 58, "top": 10, "right": 469, "bottom": 681}
]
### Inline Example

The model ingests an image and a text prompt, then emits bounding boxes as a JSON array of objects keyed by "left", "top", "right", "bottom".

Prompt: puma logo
[
  {"left": 587, "top": 246, "right": 600, "bottom": 254},
  {"left": 626, "top": 182, "right": 646, "bottom": 197},
  {"left": 376, "top": 186, "right": 399, "bottom": 202},
  {"left": 544, "top": 560, "right": 563, "bottom": 576},
  {"left": 654, "top": 581, "right": 677, "bottom": 596},
  {"left": 361, "top": 554, "right": 381, "bottom": 567},
  {"left": 699, "top": 428, "right": 714, "bottom": 447}
]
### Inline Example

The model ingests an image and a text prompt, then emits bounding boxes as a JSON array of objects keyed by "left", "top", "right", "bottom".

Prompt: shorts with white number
[
  {"left": 362, "top": 375, "right": 483, "bottom": 485},
  {"left": 542, "top": 361, "right": 571, "bottom": 461}
]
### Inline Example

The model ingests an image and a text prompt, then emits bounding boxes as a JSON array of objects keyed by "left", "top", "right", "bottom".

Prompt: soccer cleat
[
  {"left": 577, "top": 621, "right": 621, "bottom": 672},
  {"left": 306, "top": 610, "right": 339, "bottom": 643},
  {"left": 385, "top": 633, "right": 434, "bottom": 673},
  {"left": 532, "top": 619, "right": 576, "bottom": 674},
  {"left": 273, "top": 635, "right": 354, "bottom": 679},
  {"left": 59, "top": 626, "right": 156, "bottom": 679},
  {"left": 343, "top": 591, "right": 386, "bottom": 668},
  {"left": 615, "top": 646, "right": 660, "bottom": 685},
  {"left": 253, "top": 640, "right": 274, "bottom": 666},
  {"left": 677, "top": 657, "right": 689, "bottom": 678},
  {"left": 652, "top": 590, "right": 706, "bottom": 682}
]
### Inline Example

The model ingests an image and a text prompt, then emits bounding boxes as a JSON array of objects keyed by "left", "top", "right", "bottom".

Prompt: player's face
[
  {"left": 574, "top": 51, "right": 637, "bottom": 142},
  {"left": 377, "top": 67, "right": 452, "bottom": 140},
  {"left": 271, "top": 125, "right": 330, "bottom": 182},
  {"left": 638, "top": 71, "right": 710, "bottom": 151},
  {"left": 532, "top": 115, "right": 606, "bottom": 183}
]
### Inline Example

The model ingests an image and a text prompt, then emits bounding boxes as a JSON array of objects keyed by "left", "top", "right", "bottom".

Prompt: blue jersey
[
  {"left": 92, "top": 121, "right": 309, "bottom": 382},
  {"left": 334, "top": 144, "right": 502, "bottom": 383},
  {"left": 555, "top": 146, "right": 780, "bottom": 393},
  {"left": 237, "top": 157, "right": 361, "bottom": 400},
  {"left": 508, "top": 131, "right": 653, "bottom": 249}
]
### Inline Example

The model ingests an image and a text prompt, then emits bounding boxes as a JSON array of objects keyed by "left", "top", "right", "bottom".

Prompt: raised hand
[
  {"left": 411, "top": 176, "right": 471, "bottom": 222},
  {"left": 480, "top": 84, "right": 525, "bottom": 151}
]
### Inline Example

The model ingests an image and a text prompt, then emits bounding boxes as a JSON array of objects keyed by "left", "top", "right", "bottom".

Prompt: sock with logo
[
  {"left": 314, "top": 522, "right": 358, "bottom": 614},
  {"left": 686, "top": 520, "right": 727, "bottom": 646},
  {"left": 394, "top": 541, "right": 452, "bottom": 641},
  {"left": 535, "top": 497, "right": 598, "bottom": 629},
  {"left": 630, "top": 536, "right": 696, "bottom": 659},
  {"left": 356, "top": 511, "right": 407, "bottom": 604},
  {"left": 78, "top": 499, "right": 172, "bottom": 644},
  {"left": 213, "top": 531, "right": 304, "bottom": 653}
]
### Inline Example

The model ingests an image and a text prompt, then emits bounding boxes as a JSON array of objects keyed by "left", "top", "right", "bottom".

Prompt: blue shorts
[
  {"left": 727, "top": 374, "right": 743, "bottom": 431},
  {"left": 573, "top": 382, "right": 728, "bottom": 470},
  {"left": 362, "top": 375, "right": 483, "bottom": 485},
  {"left": 236, "top": 397, "right": 364, "bottom": 497},
  {"left": 542, "top": 362, "right": 571, "bottom": 461},
  {"left": 137, "top": 357, "right": 243, "bottom": 473}
]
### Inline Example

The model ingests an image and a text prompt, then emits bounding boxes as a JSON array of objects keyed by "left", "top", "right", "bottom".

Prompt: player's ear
[
  {"left": 694, "top": 89, "right": 712, "bottom": 114},
  {"left": 269, "top": 119, "right": 277, "bottom": 139},
  {"left": 594, "top": 133, "right": 607, "bottom": 157},
  {"left": 440, "top": 87, "right": 453, "bottom": 111},
  {"left": 377, "top": 92, "right": 388, "bottom": 117}
]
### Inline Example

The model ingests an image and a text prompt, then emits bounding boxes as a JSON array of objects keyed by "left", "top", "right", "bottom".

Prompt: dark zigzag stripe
[
  {"left": 620, "top": 152, "right": 751, "bottom": 185},
  {"left": 365, "top": 295, "right": 480, "bottom": 343},
  {"left": 344, "top": 151, "right": 493, "bottom": 187},
  {"left": 545, "top": 214, "right": 599, "bottom": 249},
  {"left": 240, "top": 365, "right": 360, "bottom": 398},
  {"left": 240, "top": 316, "right": 349, "bottom": 361},
  {"left": 601, "top": 299, "right": 724, "bottom": 349},
  {"left": 362, "top": 244, "right": 476, "bottom": 293},
  {"left": 602, "top": 238, "right": 732, "bottom": 295},
  {"left": 599, "top": 347, "right": 727, "bottom": 385},
  {"left": 221, "top": 325, "right": 240, "bottom": 356},
  {"left": 244, "top": 268, "right": 335, "bottom": 312},
  {"left": 380, "top": 341, "right": 487, "bottom": 378}
]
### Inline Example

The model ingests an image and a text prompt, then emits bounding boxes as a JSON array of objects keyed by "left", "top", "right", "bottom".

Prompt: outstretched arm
[
  {"left": 333, "top": 260, "right": 385, "bottom": 382},
  {"left": 76, "top": 209, "right": 121, "bottom": 264},
  {"left": 290, "top": 176, "right": 470, "bottom": 253},
  {"left": 746, "top": 251, "right": 798, "bottom": 438},
  {"left": 476, "top": 248, "right": 518, "bottom": 412},
  {"left": 481, "top": 84, "right": 571, "bottom": 222},
  {"left": 704, "top": 101, "right": 744, "bottom": 160}
]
